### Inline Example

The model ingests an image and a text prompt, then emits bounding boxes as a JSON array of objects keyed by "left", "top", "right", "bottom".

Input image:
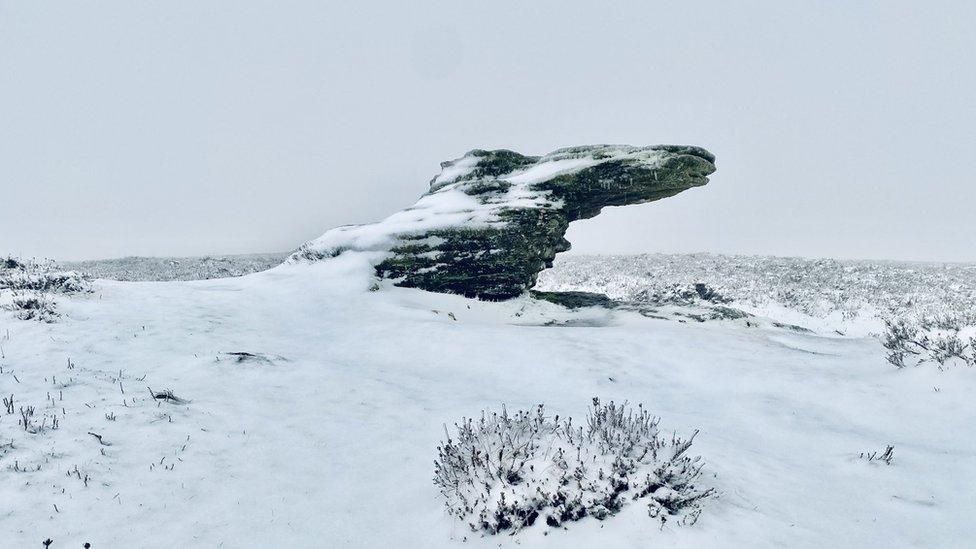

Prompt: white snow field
[{"left": 2, "top": 253, "right": 975, "bottom": 548}]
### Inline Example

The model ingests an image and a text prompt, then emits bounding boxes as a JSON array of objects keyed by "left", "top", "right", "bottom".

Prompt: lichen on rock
[{"left": 292, "top": 144, "right": 715, "bottom": 300}]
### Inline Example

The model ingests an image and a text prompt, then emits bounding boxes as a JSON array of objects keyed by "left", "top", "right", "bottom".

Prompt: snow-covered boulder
[{"left": 293, "top": 144, "right": 715, "bottom": 299}]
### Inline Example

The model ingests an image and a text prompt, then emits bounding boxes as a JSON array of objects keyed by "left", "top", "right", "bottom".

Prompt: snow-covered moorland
[
  {"left": 1, "top": 252, "right": 975, "bottom": 547},
  {"left": 62, "top": 253, "right": 289, "bottom": 283},
  {"left": 538, "top": 253, "right": 976, "bottom": 336}
]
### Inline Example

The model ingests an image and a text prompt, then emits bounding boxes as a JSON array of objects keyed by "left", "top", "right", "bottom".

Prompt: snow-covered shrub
[
  {"left": 6, "top": 292, "right": 59, "bottom": 322},
  {"left": 881, "top": 315, "right": 975, "bottom": 369},
  {"left": 0, "top": 257, "right": 91, "bottom": 293},
  {"left": 1, "top": 257, "right": 92, "bottom": 321},
  {"left": 433, "top": 398, "right": 714, "bottom": 535},
  {"left": 291, "top": 243, "right": 344, "bottom": 263}
]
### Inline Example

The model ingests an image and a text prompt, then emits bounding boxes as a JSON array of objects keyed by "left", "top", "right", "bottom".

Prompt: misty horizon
[{"left": 3, "top": 1, "right": 975, "bottom": 263}]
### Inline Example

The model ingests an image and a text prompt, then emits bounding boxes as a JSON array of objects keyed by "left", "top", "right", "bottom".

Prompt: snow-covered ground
[{"left": 2, "top": 253, "right": 975, "bottom": 547}]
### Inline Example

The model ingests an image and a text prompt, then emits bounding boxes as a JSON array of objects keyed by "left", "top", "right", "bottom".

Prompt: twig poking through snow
[
  {"left": 147, "top": 387, "right": 188, "bottom": 404},
  {"left": 859, "top": 445, "right": 894, "bottom": 465},
  {"left": 88, "top": 431, "right": 112, "bottom": 446}
]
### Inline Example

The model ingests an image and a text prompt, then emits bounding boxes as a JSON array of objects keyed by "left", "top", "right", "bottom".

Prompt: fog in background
[{"left": 2, "top": 1, "right": 974, "bottom": 262}]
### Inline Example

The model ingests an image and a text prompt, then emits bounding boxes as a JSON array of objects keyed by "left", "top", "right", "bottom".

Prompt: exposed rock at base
[
  {"left": 293, "top": 145, "right": 715, "bottom": 300},
  {"left": 530, "top": 290, "right": 618, "bottom": 310}
]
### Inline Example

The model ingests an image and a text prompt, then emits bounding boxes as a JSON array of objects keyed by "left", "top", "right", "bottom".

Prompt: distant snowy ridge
[{"left": 63, "top": 253, "right": 289, "bottom": 282}]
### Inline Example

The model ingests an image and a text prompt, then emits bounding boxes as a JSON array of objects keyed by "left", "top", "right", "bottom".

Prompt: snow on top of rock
[
  {"left": 502, "top": 144, "right": 671, "bottom": 184},
  {"left": 502, "top": 157, "right": 599, "bottom": 185},
  {"left": 430, "top": 153, "right": 483, "bottom": 187},
  {"left": 294, "top": 186, "right": 492, "bottom": 259}
]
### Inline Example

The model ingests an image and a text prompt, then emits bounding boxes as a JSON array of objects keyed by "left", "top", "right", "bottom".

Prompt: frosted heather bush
[{"left": 433, "top": 398, "right": 714, "bottom": 535}]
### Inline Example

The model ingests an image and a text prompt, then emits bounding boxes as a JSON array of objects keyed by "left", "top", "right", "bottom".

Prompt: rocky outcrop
[{"left": 293, "top": 144, "right": 715, "bottom": 300}]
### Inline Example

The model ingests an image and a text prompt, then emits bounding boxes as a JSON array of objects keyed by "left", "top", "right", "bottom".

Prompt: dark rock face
[
  {"left": 294, "top": 144, "right": 715, "bottom": 300},
  {"left": 529, "top": 290, "right": 618, "bottom": 310},
  {"left": 375, "top": 207, "right": 571, "bottom": 300}
]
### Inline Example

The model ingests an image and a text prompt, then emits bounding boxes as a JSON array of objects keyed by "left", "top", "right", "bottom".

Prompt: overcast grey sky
[{"left": 2, "top": 1, "right": 974, "bottom": 262}]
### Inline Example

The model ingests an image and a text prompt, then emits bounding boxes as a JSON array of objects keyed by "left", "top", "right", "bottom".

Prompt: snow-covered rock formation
[{"left": 293, "top": 145, "right": 716, "bottom": 299}]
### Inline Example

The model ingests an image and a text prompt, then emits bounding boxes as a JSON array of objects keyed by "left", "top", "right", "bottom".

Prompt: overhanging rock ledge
[{"left": 292, "top": 144, "right": 716, "bottom": 300}]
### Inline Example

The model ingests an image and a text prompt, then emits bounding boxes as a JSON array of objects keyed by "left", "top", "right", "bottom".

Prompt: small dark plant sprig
[
  {"left": 19, "top": 405, "right": 35, "bottom": 433},
  {"left": 148, "top": 387, "right": 188, "bottom": 404},
  {"left": 859, "top": 445, "right": 894, "bottom": 465}
]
